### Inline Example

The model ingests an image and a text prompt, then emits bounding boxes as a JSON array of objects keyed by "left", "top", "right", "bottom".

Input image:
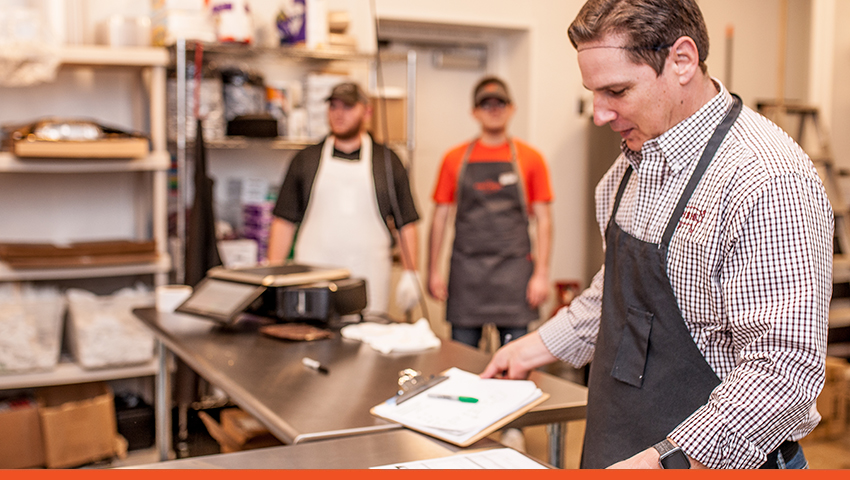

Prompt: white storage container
[
  {"left": 0, "top": 286, "right": 65, "bottom": 374},
  {"left": 66, "top": 286, "right": 155, "bottom": 369}
]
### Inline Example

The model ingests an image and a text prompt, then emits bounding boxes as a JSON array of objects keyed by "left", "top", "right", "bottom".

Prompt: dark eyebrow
[{"left": 582, "top": 81, "right": 631, "bottom": 93}]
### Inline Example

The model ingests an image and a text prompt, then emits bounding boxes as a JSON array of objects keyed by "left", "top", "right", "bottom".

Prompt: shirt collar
[{"left": 622, "top": 80, "right": 734, "bottom": 174}]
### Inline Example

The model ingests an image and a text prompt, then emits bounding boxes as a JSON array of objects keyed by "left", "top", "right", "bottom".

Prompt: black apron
[
  {"left": 446, "top": 139, "right": 537, "bottom": 328},
  {"left": 581, "top": 96, "right": 742, "bottom": 468}
]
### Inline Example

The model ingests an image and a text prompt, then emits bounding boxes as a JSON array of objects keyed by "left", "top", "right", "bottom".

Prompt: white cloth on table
[{"left": 341, "top": 318, "right": 440, "bottom": 354}]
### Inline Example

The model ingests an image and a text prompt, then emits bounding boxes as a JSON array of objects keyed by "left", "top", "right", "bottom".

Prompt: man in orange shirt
[{"left": 428, "top": 76, "right": 554, "bottom": 349}]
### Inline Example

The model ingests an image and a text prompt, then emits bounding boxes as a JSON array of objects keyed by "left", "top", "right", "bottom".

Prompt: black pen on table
[{"left": 302, "top": 357, "right": 329, "bottom": 374}]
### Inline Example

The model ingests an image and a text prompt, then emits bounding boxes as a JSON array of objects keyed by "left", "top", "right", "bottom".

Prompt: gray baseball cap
[{"left": 473, "top": 77, "right": 512, "bottom": 107}]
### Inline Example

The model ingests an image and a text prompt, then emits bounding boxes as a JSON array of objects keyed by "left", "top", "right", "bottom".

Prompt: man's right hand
[
  {"left": 428, "top": 274, "right": 448, "bottom": 301},
  {"left": 480, "top": 331, "right": 558, "bottom": 380}
]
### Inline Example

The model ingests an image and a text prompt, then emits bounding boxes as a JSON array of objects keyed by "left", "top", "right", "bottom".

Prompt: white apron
[{"left": 294, "top": 134, "right": 392, "bottom": 313}]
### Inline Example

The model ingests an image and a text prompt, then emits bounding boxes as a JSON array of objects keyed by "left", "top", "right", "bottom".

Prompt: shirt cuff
[{"left": 669, "top": 404, "right": 767, "bottom": 469}]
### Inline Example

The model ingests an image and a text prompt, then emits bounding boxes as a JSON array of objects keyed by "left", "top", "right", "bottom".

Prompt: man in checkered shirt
[{"left": 482, "top": 0, "right": 832, "bottom": 470}]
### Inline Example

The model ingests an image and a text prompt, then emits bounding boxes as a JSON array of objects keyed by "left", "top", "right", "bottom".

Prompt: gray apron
[
  {"left": 581, "top": 96, "right": 742, "bottom": 468},
  {"left": 446, "top": 139, "right": 537, "bottom": 328}
]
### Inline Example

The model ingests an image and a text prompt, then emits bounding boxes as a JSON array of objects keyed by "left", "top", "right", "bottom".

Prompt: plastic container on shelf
[
  {"left": 0, "top": 286, "right": 65, "bottom": 374},
  {"left": 65, "top": 286, "right": 155, "bottom": 370},
  {"left": 166, "top": 63, "right": 226, "bottom": 141},
  {"left": 221, "top": 67, "right": 266, "bottom": 123}
]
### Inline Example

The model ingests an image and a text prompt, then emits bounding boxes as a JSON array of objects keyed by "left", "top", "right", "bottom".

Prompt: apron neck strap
[
  {"left": 660, "top": 94, "right": 743, "bottom": 247},
  {"left": 456, "top": 137, "right": 527, "bottom": 214}
]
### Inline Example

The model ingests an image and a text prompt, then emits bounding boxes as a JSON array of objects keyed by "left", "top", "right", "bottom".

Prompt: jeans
[
  {"left": 451, "top": 325, "right": 527, "bottom": 348},
  {"left": 778, "top": 446, "right": 809, "bottom": 469}
]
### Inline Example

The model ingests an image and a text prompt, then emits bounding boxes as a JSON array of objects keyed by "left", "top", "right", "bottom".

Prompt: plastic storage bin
[
  {"left": 0, "top": 286, "right": 65, "bottom": 374},
  {"left": 66, "top": 286, "right": 155, "bottom": 369}
]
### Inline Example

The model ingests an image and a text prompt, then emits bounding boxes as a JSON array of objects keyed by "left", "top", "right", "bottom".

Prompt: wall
[
  {"left": 698, "top": 0, "right": 810, "bottom": 106},
  {"left": 374, "top": 0, "right": 589, "bottom": 325},
  {"left": 831, "top": 0, "right": 850, "bottom": 168}
]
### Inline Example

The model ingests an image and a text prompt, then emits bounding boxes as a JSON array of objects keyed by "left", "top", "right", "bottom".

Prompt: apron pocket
[{"left": 611, "top": 307, "right": 654, "bottom": 387}]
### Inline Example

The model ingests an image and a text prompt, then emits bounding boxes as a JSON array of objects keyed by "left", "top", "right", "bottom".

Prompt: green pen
[{"left": 428, "top": 393, "right": 479, "bottom": 403}]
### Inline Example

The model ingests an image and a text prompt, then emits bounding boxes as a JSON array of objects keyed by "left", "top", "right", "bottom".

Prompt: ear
[{"left": 669, "top": 36, "right": 701, "bottom": 85}]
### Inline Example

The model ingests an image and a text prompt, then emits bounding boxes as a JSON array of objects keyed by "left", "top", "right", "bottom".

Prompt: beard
[{"left": 331, "top": 120, "right": 363, "bottom": 140}]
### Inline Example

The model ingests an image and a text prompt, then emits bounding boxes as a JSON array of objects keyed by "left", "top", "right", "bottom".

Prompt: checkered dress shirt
[{"left": 538, "top": 82, "right": 832, "bottom": 469}]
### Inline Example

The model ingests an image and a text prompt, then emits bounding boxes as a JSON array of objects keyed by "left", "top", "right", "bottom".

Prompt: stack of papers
[
  {"left": 371, "top": 367, "right": 547, "bottom": 446},
  {"left": 372, "top": 448, "right": 548, "bottom": 469}
]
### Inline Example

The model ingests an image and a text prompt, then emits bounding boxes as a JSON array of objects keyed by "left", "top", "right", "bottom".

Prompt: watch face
[{"left": 660, "top": 449, "right": 691, "bottom": 469}]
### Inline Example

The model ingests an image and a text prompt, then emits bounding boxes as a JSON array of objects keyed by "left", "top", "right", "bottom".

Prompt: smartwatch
[{"left": 653, "top": 439, "right": 691, "bottom": 469}]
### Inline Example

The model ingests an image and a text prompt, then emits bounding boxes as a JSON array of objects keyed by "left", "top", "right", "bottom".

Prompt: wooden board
[
  {"left": 13, "top": 138, "right": 150, "bottom": 159},
  {"left": 0, "top": 240, "right": 156, "bottom": 269},
  {"left": 0, "top": 240, "right": 155, "bottom": 258}
]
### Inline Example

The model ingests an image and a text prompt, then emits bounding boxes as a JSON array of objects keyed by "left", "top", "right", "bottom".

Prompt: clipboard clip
[{"left": 395, "top": 369, "right": 449, "bottom": 405}]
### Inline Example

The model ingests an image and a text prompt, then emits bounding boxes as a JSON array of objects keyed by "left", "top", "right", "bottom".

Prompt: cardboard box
[
  {"left": 368, "top": 95, "right": 407, "bottom": 145},
  {"left": 0, "top": 397, "right": 45, "bottom": 469},
  {"left": 809, "top": 356, "right": 850, "bottom": 441},
  {"left": 199, "top": 408, "right": 283, "bottom": 453},
  {"left": 36, "top": 382, "right": 118, "bottom": 468}
]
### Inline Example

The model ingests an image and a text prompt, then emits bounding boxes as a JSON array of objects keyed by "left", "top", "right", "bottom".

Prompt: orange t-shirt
[{"left": 432, "top": 139, "right": 554, "bottom": 210}]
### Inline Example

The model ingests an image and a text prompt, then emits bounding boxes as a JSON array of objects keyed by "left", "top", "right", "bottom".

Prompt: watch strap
[
  {"left": 653, "top": 439, "right": 677, "bottom": 457},
  {"left": 653, "top": 439, "right": 691, "bottom": 469}
]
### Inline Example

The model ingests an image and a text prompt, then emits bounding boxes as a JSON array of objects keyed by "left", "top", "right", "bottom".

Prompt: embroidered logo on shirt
[{"left": 680, "top": 206, "right": 706, "bottom": 233}]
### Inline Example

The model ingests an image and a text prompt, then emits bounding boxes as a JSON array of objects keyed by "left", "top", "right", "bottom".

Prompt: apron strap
[
  {"left": 661, "top": 94, "right": 743, "bottom": 247},
  {"left": 455, "top": 137, "right": 528, "bottom": 215}
]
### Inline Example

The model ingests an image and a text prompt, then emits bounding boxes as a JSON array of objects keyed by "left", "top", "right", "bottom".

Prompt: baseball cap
[
  {"left": 325, "top": 82, "right": 369, "bottom": 106},
  {"left": 473, "top": 77, "right": 512, "bottom": 107}
]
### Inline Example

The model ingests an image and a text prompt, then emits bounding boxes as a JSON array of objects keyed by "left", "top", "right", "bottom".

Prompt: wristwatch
[{"left": 653, "top": 439, "right": 691, "bottom": 469}]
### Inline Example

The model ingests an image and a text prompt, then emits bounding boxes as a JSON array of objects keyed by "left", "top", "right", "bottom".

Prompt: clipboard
[{"left": 370, "top": 368, "right": 550, "bottom": 447}]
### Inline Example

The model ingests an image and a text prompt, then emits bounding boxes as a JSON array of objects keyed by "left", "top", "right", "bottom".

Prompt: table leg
[
  {"left": 155, "top": 341, "right": 173, "bottom": 461},
  {"left": 546, "top": 421, "right": 567, "bottom": 468}
]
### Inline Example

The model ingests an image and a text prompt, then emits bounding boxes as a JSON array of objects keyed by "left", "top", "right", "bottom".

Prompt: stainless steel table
[
  {"left": 126, "top": 429, "right": 506, "bottom": 469},
  {"left": 134, "top": 308, "right": 587, "bottom": 467}
]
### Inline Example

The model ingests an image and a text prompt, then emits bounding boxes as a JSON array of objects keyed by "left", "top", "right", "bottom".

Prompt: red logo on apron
[{"left": 473, "top": 179, "right": 502, "bottom": 192}]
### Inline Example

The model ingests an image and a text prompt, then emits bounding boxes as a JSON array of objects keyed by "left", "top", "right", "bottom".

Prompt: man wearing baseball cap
[
  {"left": 268, "top": 81, "right": 421, "bottom": 316},
  {"left": 428, "top": 75, "right": 554, "bottom": 350}
]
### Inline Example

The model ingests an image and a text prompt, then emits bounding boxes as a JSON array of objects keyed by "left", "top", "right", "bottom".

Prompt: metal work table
[
  {"left": 134, "top": 308, "right": 587, "bottom": 467},
  {"left": 127, "top": 429, "right": 507, "bottom": 469}
]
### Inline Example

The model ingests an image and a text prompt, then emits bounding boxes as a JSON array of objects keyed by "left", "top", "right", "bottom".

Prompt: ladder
[{"left": 757, "top": 102, "right": 850, "bottom": 327}]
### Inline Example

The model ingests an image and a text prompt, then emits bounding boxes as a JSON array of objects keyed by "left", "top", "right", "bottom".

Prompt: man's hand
[
  {"left": 607, "top": 447, "right": 662, "bottom": 469},
  {"left": 526, "top": 272, "right": 549, "bottom": 308},
  {"left": 480, "top": 331, "right": 557, "bottom": 379},
  {"left": 607, "top": 445, "right": 706, "bottom": 469},
  {"left": 428, "top": 273, "right": 448, "bottom": 301}
]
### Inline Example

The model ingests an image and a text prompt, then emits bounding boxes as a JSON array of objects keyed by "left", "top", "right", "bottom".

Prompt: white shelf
[
  {"left": 0, "top": 358, "right": 159, "bottom": 390},
  {"left": 58, "top": 45, "right": 169, "bottom": 68},
  {"left": 0, "top": 254, "right": 171, "bottom": 282},
  {"left": 0, "top": 151, "right": 170, "bottom": 173}
]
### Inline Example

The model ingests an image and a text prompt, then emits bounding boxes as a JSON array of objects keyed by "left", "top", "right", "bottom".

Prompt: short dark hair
[{"left": 568, "top": 0, "right": 709, "bottom": 76}]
